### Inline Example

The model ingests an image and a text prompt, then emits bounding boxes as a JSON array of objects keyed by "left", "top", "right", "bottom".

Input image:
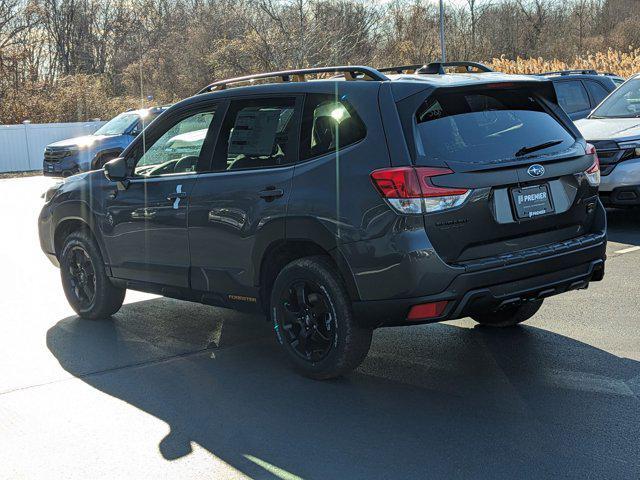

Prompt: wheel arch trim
[
  {"left": 52, "top": 201, "right": 112, "bottom": 275},
  {"left": 256, "top": 237, "right": 361, "bottom": 311}
]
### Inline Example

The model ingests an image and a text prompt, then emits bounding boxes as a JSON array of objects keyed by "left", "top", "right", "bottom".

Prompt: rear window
[{"left": 413, "top": 89, "right": 575, "bottom": 165}]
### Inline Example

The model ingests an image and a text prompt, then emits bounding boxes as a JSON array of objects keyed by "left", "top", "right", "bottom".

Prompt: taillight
[
  {"left": 370, "top": 167, "right": 470, "bottom": 214},
  {"left": 584, "top": 143, "right": 600, "bottom": 187}
]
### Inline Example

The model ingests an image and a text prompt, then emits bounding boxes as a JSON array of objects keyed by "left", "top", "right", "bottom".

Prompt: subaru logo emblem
[{"left": 527, "top": 164, "right": 545, "bottom": 177}]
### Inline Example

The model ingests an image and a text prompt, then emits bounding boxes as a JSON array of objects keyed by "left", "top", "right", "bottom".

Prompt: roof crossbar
[
  {"left": 197, "top": 66, "right": 389, "bottom": 94},
  {"left": 417, "top": 61, "right": 493, "bottom": 74}
]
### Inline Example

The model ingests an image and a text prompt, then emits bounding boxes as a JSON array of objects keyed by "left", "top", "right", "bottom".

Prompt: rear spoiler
[{"left": 391, "top": 77, "right": 558, "bottom": 104}]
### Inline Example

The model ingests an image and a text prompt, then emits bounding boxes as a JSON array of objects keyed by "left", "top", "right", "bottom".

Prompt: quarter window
[
  {"left": 584, "top": 81, "right": 609, "bottom": 106},
  {"left": 300, "top": 94, "right": 366, "bottom": 160},
  {"left": 554, "top": 81, "right": 590, "bottom": 114},
  {"left": 132, "top": 110, "right": 216, "bottom": 177}
]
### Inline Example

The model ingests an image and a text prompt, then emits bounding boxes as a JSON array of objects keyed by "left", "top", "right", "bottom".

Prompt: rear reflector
[
  {"left": 371, "top": 167, "right": 470, "bottom": 214},
  {"left": 407, "top": 301, "right": 449, "bottom": 321}
]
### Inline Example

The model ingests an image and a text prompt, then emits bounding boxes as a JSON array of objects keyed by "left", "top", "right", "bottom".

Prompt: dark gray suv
[
  {"left": 535, "top": 70, "right": 623, "bottom": 120},
  {"left": 39, "top": 63, "right": 607, "bottom": 379}
]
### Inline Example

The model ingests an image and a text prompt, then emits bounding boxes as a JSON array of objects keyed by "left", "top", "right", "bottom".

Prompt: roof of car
[
  {"left": 176, "top": 64, "right": 559, "bottom": 110},
  {"left": 196, "top": 63, "right": 553, "bottom": 95},
  {"left": 532, "top": 71, "right": 624, "bottom": 82},
  {"left": 124, "top": 106, "right": 170, "bottom": 116}
]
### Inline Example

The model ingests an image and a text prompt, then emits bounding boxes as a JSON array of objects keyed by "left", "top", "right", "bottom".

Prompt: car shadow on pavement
[
  {"left": 47, "top": 298, "right": 640, "bottom": 480},
  {"left": 607, "top": 207, "right": 640, "bottom": 246}
]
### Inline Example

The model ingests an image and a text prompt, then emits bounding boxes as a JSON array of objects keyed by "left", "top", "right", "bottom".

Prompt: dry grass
[{"left": 487, "top": 48, "right": 640, "bottom": 78}]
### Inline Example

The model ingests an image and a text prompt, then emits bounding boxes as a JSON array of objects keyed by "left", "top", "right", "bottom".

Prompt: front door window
[{"left": 133, "top": 110, "right": 216, "bottom": 177}]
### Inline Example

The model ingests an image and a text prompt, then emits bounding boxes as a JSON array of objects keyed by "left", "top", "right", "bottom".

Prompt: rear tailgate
[{"left": 395, "top": 80, "right": 600, "bottom": 264}]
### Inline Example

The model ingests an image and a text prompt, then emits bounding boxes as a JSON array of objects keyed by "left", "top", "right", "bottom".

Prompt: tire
[
  {"left": 270, "top": 256, "right": 372, "bottom": 380},
  {"left": 471, "top": 299, "right": 543, "bottom": 327},
  {"left": 60, "top": 230, "right": 126, "bottom": 320}
]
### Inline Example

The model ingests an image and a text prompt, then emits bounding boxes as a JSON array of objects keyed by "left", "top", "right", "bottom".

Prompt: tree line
[{"left": 0, "top": 0, "right": 637, "bottom": 123}]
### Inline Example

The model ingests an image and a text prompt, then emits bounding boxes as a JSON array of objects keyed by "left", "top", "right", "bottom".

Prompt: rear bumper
[
  {"left": 600, "top": 185, "right": 640, "bottom": 207},
  {"left": 353, "top": 232, "right": 606, "bottom": 327}
]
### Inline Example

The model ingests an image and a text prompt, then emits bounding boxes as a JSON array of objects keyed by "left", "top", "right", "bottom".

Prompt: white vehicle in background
[{"left": 576, "top": 74, "right": 640, "bottom": 207}]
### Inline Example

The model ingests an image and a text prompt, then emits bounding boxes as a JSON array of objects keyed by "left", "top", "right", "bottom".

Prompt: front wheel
[
  {"left": 270, "top": 256, "right": 372, "bottom": 380},
  {"left": 471, "top": 299, "right": 543, "bottom": 327},
  {"left": 60, "top": 230, "right": 126, "bottom": 320},
  {"left": 93, "top": 154, "right": 117, "bottom": 170}
]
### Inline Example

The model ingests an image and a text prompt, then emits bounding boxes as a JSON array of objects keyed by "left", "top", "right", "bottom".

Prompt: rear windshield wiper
[{"left": 515, "top": 140, "right": 563, "bottom": 157}]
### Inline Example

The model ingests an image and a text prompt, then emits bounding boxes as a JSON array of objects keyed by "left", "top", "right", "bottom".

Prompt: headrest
[{"left": 313, "top": 116, "right": 338, "bottom": 149}]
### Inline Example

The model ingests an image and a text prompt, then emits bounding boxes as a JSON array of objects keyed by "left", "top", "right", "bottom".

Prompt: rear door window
[
  {"left": 554, "top": 80, "right": 590, "bottom": 113},
  {"left": 212, "top": 97, "right": 299, "bottom": 171},
  {"left": 412, "top": 88, "right": 575, "bottom": 165}
]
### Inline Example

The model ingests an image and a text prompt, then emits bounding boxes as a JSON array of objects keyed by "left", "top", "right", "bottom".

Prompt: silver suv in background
[{"left": 576, "top": 74, "right": 640, "bottom": 207}]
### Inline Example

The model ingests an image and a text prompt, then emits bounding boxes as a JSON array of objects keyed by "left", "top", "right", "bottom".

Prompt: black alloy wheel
[
  {"left": 270, "top": 256, "right": 372, "bottom": 379},
  {"left": 60, "top": 230, "right": 125, "bottom": 319},
  {"left": 66, "top": 246, "right": 96, "bottom": 309},
  {"left": 279, "top": 280, "right": 335, "bottom": 362}
]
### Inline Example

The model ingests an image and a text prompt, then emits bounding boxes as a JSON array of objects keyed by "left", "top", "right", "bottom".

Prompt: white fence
[{"left": 0, "top": 121, "right": 106, "bottom": 173}]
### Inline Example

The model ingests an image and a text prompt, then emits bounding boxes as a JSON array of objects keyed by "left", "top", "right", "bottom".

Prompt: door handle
[
  {"left": 167, "top": 192, "right": 188, "bottom": 201},
  {"left": 258, "top": 188, "right": 284, "bottom": 201}
]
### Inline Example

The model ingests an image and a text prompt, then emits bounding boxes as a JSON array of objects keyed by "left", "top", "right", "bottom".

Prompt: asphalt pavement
[{"left": 0, "top": 175, "right": 638, "bottom": 479}]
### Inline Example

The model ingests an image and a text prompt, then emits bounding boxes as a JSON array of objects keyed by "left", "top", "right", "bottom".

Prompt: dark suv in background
[
  {"left": 43, "top": 106, "right": 168, "bottom": 177},
  {"left": 39, "top": 62, "right": 607, "bottom": 379},
  {"left": 536, "top": 70, "right": 623, "bottom": 120}
]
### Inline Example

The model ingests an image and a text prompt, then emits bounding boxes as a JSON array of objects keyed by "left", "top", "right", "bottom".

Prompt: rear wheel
[
  {"left": 270, "top": 256, "right": 372, "bottom": 380},
  {"left": 471, "top": 299, "right": 543, "bottom": 327},
  {"left": 60, "top": 230, "right": 125, "bottom": 320}
]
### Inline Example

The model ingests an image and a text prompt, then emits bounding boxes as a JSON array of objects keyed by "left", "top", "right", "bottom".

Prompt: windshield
[
  {"left": 94, "top": 113, "right": 141, "bottom": 136},
  {"left": 591, "top": 77, "right": 640, "bottom": 118},
  {"left": 413, "top": 88, "right": 575, "bottom": 165}
]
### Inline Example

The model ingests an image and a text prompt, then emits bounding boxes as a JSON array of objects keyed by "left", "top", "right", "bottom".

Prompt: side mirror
[{"left": 103, "top": 157, "right": 128, "bottom": 182}]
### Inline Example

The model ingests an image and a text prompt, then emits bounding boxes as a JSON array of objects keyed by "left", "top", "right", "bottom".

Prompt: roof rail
[
  {"left": 538, "top": 69, "right": 598, "bottom": 76},
  {"left": 417, "top": 61, "right": 493, "bottom": 74},
  {"left": 378, "top": 64, "right": 426, "bottom": 74},
  {"left": 197, "top": 66, "right": 389, "bottom": 94}
]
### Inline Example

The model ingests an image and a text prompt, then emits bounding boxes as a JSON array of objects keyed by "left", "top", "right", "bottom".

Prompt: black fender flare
[
  {"left": 51, "top": 200, "right": 112, "bottom": 275},
  {"left": 91, "top": 148, "right": 123, "bottom": 170},
  {"left": 255, "top": 215, "right": 361, "bottom": 301}
]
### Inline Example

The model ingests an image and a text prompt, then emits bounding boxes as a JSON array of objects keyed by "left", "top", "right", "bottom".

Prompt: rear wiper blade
[{"left": 515, "top": 140, "right": 563, "bottom": 157}]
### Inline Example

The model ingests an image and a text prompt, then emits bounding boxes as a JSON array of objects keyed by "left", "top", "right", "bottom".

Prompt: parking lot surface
[{"left": 1, "top": 175, "right": 639, "bottom": 479}]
